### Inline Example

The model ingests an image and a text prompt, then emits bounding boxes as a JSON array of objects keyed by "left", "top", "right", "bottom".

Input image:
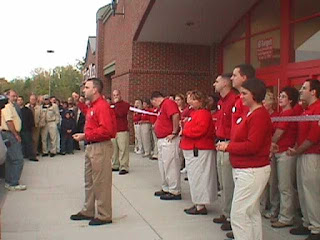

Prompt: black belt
[
  {"left": 216, "top": 138, "right": 230, "bottom": 142},
  {"left": 86, "top": 141, "right": 99, "bottom": 145}
]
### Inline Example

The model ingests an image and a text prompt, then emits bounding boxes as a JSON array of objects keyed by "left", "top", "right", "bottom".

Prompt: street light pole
[{"left": 47, "top": 50, "right": 55, "bottom": 96}]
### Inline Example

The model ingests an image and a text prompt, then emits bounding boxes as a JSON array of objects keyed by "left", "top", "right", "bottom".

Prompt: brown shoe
[
  {"left": 270, "top": 217, "right": 278, "bottom": 223},
  {"left": 271, "top": 221, "right": 293, "bottom": 228},
  {"left": 185, "top": 206, "right": 207, "bottom": 215},
  {"left": 70, "top": 212, "right": 93, "bottom": 221},
  {"left": 226, "top": 231, "right": 234, "bottom": 239},
  {"left": 213, "top": 214, "right": 226, "bottom": 224},
  {"left": 221, "top": 220, "right": 232, "bottom": 231}
]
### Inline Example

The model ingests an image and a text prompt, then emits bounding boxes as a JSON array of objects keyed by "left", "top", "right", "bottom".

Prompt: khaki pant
[
  {"left": 140, "top": 123, "right": 152, "bottom": 155},
  {"left": 297, "top": 154, "right": 320, "bottom": 234},
  {"left": 216, "top": 150, "right": 234, "bottom": 218},
  {"left": 157, "top": 137, "right": 181, "bottom": 195},
  {"left": 274, "top": 152, "right": 297, "bottom": 224},
  {"left": 267, "top": 156, "right": 280, "bottom": 215},
  {"left": 151, "top": 127, "right": 158, "bottom": 157},
  {"left": 32, "top": 126, "right": 41, "bottom": 155},
  {"left": 231, "top": 166, "right": 271, "bottom": 240},
  {"left": 112, "top": 131, "right": 129, "bottom": 171},
  {"left": 81, "top": 141, "right": 113, "bottom": 221},
  {"left": 41, "top": 122, "right": 57, "bottom": 154},
  {"left": 134, "top": 124, "right": 143, "bottom": 152}
]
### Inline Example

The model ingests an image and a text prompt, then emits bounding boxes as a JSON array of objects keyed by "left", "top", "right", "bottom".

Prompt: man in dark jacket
[{"left": 17, "top": 96, "right": 38, "bottom": 161}]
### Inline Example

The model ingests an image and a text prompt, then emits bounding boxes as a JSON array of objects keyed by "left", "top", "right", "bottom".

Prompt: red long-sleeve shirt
[
  {"left": 232, "top": 95, "right": 249, "bottom": 128},
  {"left": 149, "top": 107, "right": 158, "bottom": 124},
  {"left": 111, "top": 100, "right": 130, "bottom": 132},
  {"left": 78, "top": 97, "right": 116, "bottom": 142},
  {"left": 180, "top": 109, "right": 215, "bottom": 150},
  {"left": 133, "top": 113, "right": 141, "bottom": 123},
  {"left": 297, "top": 100, "right": 320, "bottom": 154},
  {"left": 227, "top": 106, "right": 272, "bottom": 168}
]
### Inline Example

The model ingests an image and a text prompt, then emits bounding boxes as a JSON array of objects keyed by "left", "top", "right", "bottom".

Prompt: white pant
[
  {"left": 134, "top": 124, "right": 143, "bottom": 152},
  {"left": 297, "top": 154, "right": 320, "bottom": 234},
  {"left": 184, "top": 150, "right": 218, "bottom": 205},
  {"left": 140, "top": 123, "right": 152, "bottom": 155},
  {"left": 231, "top": 165, "right": 271, "bottom": 240},
  {"left": 151, "top": 127, "right": 158, "bottom": 157},
  {"left": 157, "top": 137, "right": 181, "bottom": 195}
]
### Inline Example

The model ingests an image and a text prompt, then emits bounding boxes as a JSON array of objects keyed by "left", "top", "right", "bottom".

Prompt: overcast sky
[{"left": 0, "top": 0, "right": 111, "bottom": 81}]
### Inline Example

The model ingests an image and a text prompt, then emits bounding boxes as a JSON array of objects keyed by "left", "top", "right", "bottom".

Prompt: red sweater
[
  {"left": 227, "top": 106, "right": 272, "bottom": 168},
  {"left": 180, "top": 109, "right": 215, "bottom": 150},
  {"left": 111, "top": 100, "right": 130, "bottom": 132}
]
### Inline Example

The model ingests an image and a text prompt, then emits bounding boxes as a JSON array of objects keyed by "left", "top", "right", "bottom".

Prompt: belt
[
  {"left": 216, "top": 138, "right": 230, "bottom": 142},
  {"left": 86, "top": 140, "right": 108, "bottom": 145}
]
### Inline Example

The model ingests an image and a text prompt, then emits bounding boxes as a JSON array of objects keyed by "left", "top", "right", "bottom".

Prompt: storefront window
[
  {"left": 291, "top": 0, "right": 320, "bottom": 20},
  {"left": 223, "top": 40, "right": 245, "bottom": 73},
  {"left": 250, "top": 30, "right": 280, "bottom": 69},
  {"left": 292, "top": 17, "right": 320, "bottom": 63},
  {"left": 251, "top": 0, "right": 280, "bottom": 34},
  {"left": 224, "top": 19, "right": 246, "bottom": 44}
]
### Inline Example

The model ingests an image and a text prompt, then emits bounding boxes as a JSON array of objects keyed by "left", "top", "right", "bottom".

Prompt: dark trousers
[
  {"left": 21, "top": 130, "right": 36, "bottom": 159},
  {"left": 61, "top": 135, "right": 74, "bottom": 154}
]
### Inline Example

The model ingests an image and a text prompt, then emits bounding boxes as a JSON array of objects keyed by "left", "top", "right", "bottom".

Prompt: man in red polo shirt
[
  {"left": 71, "top": 78, "right": 115, "bottom": 226},
  {"left": 212, "top": 73, "right": 237, "bottom": 229},
  {"left": 287, "top": 79, "right": 320, "bottom": 240},
  {"left": 150, "top": 91, "right": 181, "bottom": 200},
  {"left": 111, "top": 90, "right": 130, "bottom": 175}
]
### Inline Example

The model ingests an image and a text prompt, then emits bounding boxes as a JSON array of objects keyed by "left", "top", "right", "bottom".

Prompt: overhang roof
[
  {"left": 136, "top": 0, "right": 258, "bottom": 45},
  {"left": 84, "top": 36, "right": 96, "bottom": 63}
]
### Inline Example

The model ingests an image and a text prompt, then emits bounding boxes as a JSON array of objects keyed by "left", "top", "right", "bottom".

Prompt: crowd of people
[{"left": 1, "top": 63, "right": 319, "bottom": 239}]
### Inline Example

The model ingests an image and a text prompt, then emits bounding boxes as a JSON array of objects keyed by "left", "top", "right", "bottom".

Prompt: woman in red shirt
[
  {"left": 269, "top": 87, "right": 299, "bottom": 228},
  {"left": 217, "top": 78, "right": 272, "bottom": 240},
  {"left": 180, "top": 90, "right": 218, "bottom": 215}
]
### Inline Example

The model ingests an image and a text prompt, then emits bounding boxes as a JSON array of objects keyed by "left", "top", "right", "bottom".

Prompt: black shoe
[
  {"left": 306, "top": 233, "right": 320, "bottom": 240},
  {"left": 119, "top": 170, "right": 128, "bottom": 175},
  {"left": 42, "top": 154, "right": 49, "bottom": 157},
  {"left": 213, "top": 215, "right": 227, "bottom": 224},
  {"left": 29, "top": 158, "right": 39, "bottom": 162},
  {"left": 221, "top": 221, "right": 232, "bottom": 231},
  {"left": 290, "top": 225, "right": 311, "bottom": 235},
  {"left": 154, "top": 190, "right": 168, "bottom": 197},
  {"left": 60, "top": 152, "right": 66, "bottom": 155},
  {"left": 160, "top": 193, "right": 182, "bottom": 200},
  {"left": 184, "top": 177, "right": 188, "bottom": 181},
  {"left": 88, "top": 218, "right": 112, "bottom": 226},
  {"left": 70, "top": 212, "right": 93, "bottom": 221},
  {"left": 50, "top": 153, "right": 56, "bottom": 157},
  {"left": 112, "top": 168, "right": 119, "bottom": 172},
  {"left": 226, "top": 231, "right": 234, "bottom": 239}
]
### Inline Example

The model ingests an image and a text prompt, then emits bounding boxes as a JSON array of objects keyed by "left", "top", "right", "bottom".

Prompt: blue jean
[
  {"left": 1, "top": 131, "right": 24, "bottom": 186},
  {"left": 61, "top": 135, "right": 73, "bottom": 154}
]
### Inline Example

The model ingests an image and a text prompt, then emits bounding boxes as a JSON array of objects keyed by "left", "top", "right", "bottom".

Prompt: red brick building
[{"left": 89, "top": 0, "right": 320, "bottom": 102}]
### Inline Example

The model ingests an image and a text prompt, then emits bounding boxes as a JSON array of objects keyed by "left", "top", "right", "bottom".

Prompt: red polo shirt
[
  {"left": 232, "top": 95, "right": 249, "bottom": 128},
  {"left": 297, "top": 99, "right": 320, "bottom": 154},
  {"left": 78, "top": 97, "right": 115, "bottom": 142},
  {"left": 154, "top": 98, "right": 180, "bottom": 138},
  {"left": 216, "top": 90, "right": 237, "bottom": 139},
  {"left": 274, "top": 109, "right": 297, "bottom": 153},
  {"left": 227, "top": 106, "right": 272, "bottom": 168},
  {"left": 180, "top": 109, "right": 215, "bottom": 150},
  {"left": 111, "top": 100, "right": 130, "bottom": 132},
  {"left": 149, "top": 107, "right": 158, "bottom": 124},
  {"left": 133, "top": 112, "right": 141, "bottom": 123},
  {"left": 140, "top": 109, "right": 151, "bottom": 123}
]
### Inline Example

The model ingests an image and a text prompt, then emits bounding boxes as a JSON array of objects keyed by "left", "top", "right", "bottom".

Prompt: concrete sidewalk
[{"left": 1, "top": 150, "right": 302, "bottom": 240}]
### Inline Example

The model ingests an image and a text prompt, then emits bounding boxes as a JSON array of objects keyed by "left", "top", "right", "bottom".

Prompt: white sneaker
[
  {"left": 136, "top": 150, "right": 143, "bottom": 155},
  {"left": 5, "top": 184, "right": 27, "bottom": 191},
  {"left": 180, "top": 168, "right": 187, "bottom": 174}
]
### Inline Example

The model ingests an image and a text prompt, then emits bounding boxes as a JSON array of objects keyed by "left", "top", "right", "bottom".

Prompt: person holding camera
[{"left": 180, "top": 90, "right": 218, "bottom": 215}]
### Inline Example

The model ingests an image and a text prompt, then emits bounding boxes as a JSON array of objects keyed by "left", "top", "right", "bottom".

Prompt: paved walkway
[{"left": 1, "top": 150, "right": 302, "bottom": 240}]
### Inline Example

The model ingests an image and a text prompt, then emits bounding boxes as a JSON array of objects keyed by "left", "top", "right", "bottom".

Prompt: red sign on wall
[{"left": 257, "top": 38, "right": 273, "bottom": 61}]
